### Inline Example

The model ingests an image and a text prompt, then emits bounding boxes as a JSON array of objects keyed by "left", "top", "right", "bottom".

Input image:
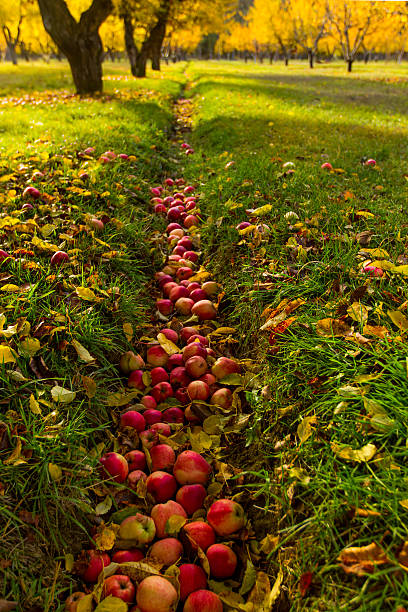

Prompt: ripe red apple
[
  {"left": 167, "top": 223, "right": 182, "bottom": 233},
  {"left": 175, "top": 388, "right": 190, "bottom": 405},
  {"left": 207, "top": 499, "right": 245, "bottom": 536},
  {"left": 184, "top": 251, "right": 199, "bottom": 263},
  {"left": 167, "top": 208, "right": 181, "bottom": 221},
  {"left": 154, "top": 203, "right": 167, "bottom": 215},
  {"left": 147, "top": 345, "right": 169, "bottom": 367},
  {"left": 169, "top": 285, "right": 189, "bottom": 302},
  {"left": 162, "top": 406, "right": 184, "bottom": 423},
  {"left": 65, "top": 592, "right": 86, "bottom": 611},
  {"left": 170, "top": 366, "right": 191, "bottom": 388},
  {"left": 366, "top": 158, "right": 376, "bottom": 166},
  {"left": 184, "top": 186, "right": 195, "bottom": 194},
  {"left": 184, "top": 215, "right": 199, "bottom": 228},
  {"left": 140, "top": 429, "right": 159, "bottom": 449},
  {"left": 151, "top": 422, "right": 171, "bottom": 437},
  {"left": 158, "top": 273, "right": 174, "bottom": 287},
  {"left": 173, "top": 245, "right": 186, "bottom": 256},
  {"left": 120, "top": 351, "right": 145, "bottom": 374},
  {"left": 120, "top": 410, "right": 146, "bottom": 432},
  {"left": 184, "top": 590, "right": 223, "bottom": 612},
  {"left": 180, "top": 327, "right": 199, "bottom": 342},
  {"left": 185, "top": 356, "right": 207, "bottom": 379},
  {"left": 177, "top": 267, "right": 194, "bottom": 281},
  {"left": 179, "top": 564, "right": 207, "bottom": 601},
  {"left": 23, "top": 186, "right": 41, "bottom": 199},
  {"left": 162, "top": 282, "right": 178, "bottom": 297},
  {"left": 128, "top": 469, "right": 147, "bottom": 490},
  {"left": 103, "top": 574, "right": 135, "bottom": 603},
  {"left": 189, "top": 289, "right": 207, "bottom": 303},
  {"left": 88, "top": 217, "right": 104, "bottom": 232},
  {"left": 150, "top": 444, "right": 176, "bottom": 471},
  {"left": 176, "top": 484, "right": 207, "bottom": 515},
  {"left": 321, "top": 162, "right": 333, "bottom": 170},
  {"left": 175, "top": 297, "right": 195, "bottom": 315},
  {"left": 161, "top": 328, "right": 179, "bottom": 344},
  {"left": 76, "top": 550, "right": 110, "bottom": 583},
  {"left": 151, "top": 367, "right": 169, "bottom": 386},
  {"left": 206, "top": 543, "right": 237, "bottom": 578},
  {"left": 119, "top": 513, "right": 156, "bottom": 544},
  {"left": 183, "top": 521, "right": 215, "bottom": 551},
  {"left": 151, "top": 382, "right": 173, "bottom": 403},
  {"left": 143, "top": 409, "right": 162, "bottom": 425},
  {"left": 187, "top": 380, "right": 210, "bottom": 401},
  {"left": 165, "top": 178, "right": 175, "bottom": 186},
  {"left": 112, "top": 549, "right": 144, "bottom": 563},
  {"left": 199, "top": 373, "right": 216, "bottom": 388},
  {"left": 187, "top": 334, "right": 208, "bottom": 346},
  {"left": 136, "top": 575, "right": 178, "bottom": 612},
  {"left": 146, "top": 471, "right": 177, "bottom": 502},
  {"left": 362, "top": 264, "right": 384, "bottom": 277},
  {"left": 151, "top": 187, "right": 161, "bottom": 196},
  {"left": 191, "top": 300, "right": 217, "bottom": 321},
  {"left": 173, "top": 450, "right": 211, "bottom": 485},
  {"left": 211, "top": 356, "right": 241, "bottom": 380},
  {"left": 210, "top": 388, "right": 233, "bottom": 409},
  {"left": 151, "top": 500, "right": 187, "bottom": 538},
  {"left": 168, "top": 353, "right": 184, "bottom": 369},
  {"left": 127, "top": 369, "right": 146, "bottom": 390},
  {"left": 184, "top": 406, "right": 201, "bottom": 425},
  {"left": 183, "top": 343, "right": 207, "bottom": 362},
  {"left": 169, "top": 228, "right": 184, "bottom": 239},
  {"left": 149, "top": 538, "right": 183, "bottom": 566},
  {"left": 157, "top": 299, "right": 174, "bottom": 315},
  {"left": 50, "top": 251, "right": 69, "bottom": 266},
  {"left": 125, "top": 450, "right": 147, "bottom": 472},
  {"left": 100, "top": 452, "right": 129, "bottom": 483},
  {"left": 201, "top": 281, "right": 218, "bottom": 297},
  {"left": 141, "top": 395, "right": 157, "bottom": 410},
  {"left": 236, "top": 221, "right": 251, "bottom": 230}
]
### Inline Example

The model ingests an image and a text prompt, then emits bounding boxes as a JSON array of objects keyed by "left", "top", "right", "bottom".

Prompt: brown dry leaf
[
  {"left": 260, "top": 298, "right": 305, "bottom": 331},
  {"left": 331, "top": 442, "right": 377, "bottom": 463},
  {"left": 297, "top": 415, "right": 316, "bottom": 444},
  {"left": 0, "top": 601, "right": 17, "bottom": 612},
  {"left": 316, "top": 318, "right": 352, "bottom": 337},
  {"left": 247, "top": 571, "right": 272, "bottom": 610},
  {"left": 388, "top": 310, "right": 408, "bottom": 332},
  {"left": 338, "top": 542, "right": 388, "bottom": 575},
  {"left": 95, "top": 523, "right": 119, "bottom": 551},
  {"left": 82, "top": 375, "right": 97, "bottom": 398},
  {"left": 260, "top": 534, "right": 279, "bottom": 555},
  {"left": 4, "top": 438, "right": 25, "bottom": 465},
  {"left": 363, "top": 325, "right": 390, "bottom": 338},
  {"left": 347, "top": 302, "right": 369, "bottom": 324},
  {"left": 350, "top": 506, "right": 381, "bottom": 518},
  {"left": 118, "top": 560, "right": 161, "bottom": 583},
  {"left": 398, "top": 542, "right": 408, "bottom": 567}
]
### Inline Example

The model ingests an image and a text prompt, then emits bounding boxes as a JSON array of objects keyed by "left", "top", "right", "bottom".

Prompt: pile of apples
[{"left": 67, "top": 180, "right": 250, "bottom": 611}]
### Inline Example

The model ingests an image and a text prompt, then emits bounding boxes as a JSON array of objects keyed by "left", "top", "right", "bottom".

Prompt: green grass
[
  {"left": 181, "top": 59, "right": 408, "bottom": 611},
  {"left": 0, "top": 60, "right": 186, "bottom": 610}
]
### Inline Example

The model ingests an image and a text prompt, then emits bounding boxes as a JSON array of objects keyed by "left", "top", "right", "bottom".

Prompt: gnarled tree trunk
[{"left": 37, "top": 0, "right": 112, "bottom": 94}]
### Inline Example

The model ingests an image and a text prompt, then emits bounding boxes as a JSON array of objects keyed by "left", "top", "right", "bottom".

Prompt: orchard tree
[
  {"left": 249, "top": 0, "right": 296, "bottom": 66},
  {"left": 327, "top": 0, "right": 386, "bottom": 71},
  {"left": 37, "top": 0, "right": 113, "bottom": 93},
  {"left": 291, "top": 0, "right": 329, "bottom": 68},
  {"left": 0, "top": 0, "right": 28, "bottom": 64}
]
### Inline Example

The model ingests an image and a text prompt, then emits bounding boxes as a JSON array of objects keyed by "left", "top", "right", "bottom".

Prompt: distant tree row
[{"left": 0, "top": 1, "right": 407, "bottom": 94}]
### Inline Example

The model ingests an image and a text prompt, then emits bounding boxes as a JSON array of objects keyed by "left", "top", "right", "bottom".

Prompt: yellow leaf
[
  {"left": 391, "top": 265, "right": 408, "bottom": 276},
  {"left": 75, "top": 286, "right": 99, "bottom": 301},
  {"left": 250, "top": 204, "right": 273, "bottom": 217},
  {"left": 359, "top": 248, "right": 389, "bottom": 259},
  {"left": 29, "top": 394, "right": 41, "bottom": 415},
  {"left": 157, "top": 332, "right": 180, "bottom": 356},
  {"left": 95, "top": 496, "right": 113, "bottom": 516},
  {"left": 0, "top": 284, "right": 20, "bottom": 292},
  {"left": 106, "top": 390, "right": 141, "bottom": 406},
  {"left": 19, "top": 337, "right": 41, "bottom": 358},
  {"left": 399, "top": 500, "right": 408, "bottom": 511},
  {"left": 347, "top": 302, "right": 369, "bottom": 324},
  {"left": 0, "top": 345, "right": 17, "bottom": 364},
  {"left": 239, "top": 224, "right": 256, "bottom": 235},
  {"left": 123, "top": 322, "right": 133, "bottom": 342},
  {"left": 94, "top": 596, "right": 128, "bottom": 612},
  {"left": 188, "top": 270, "right": 211, "bottom": 283},
  {"left": 72, "top": 340, "right": 95, "bottom": 363},
  {"left": 82, "top": 375, "right": 97, "bottom": 398},
  {"left": 51, "top": 385, "right": 76, "bottom": 404},
  {"left": 32, "top": 235, "right": 59, "bottom": 253},
  {"left": 209, "top": 327, "right": 236, "bottom": 336},
  {"left": 95, "top": 524, "right": 119, "bottom": 551},
  {"left": 363, "top": 324, "right": 390, "bottom": 338},
  {"left": 4, "top": 437, "right": 24, "bottom": 465},
  {"left": 388, "top": 310, "right": 408, "bottom": 332},
  {"left": 48, "top": 463, "right": 63, "bottom": 481},
  {"left": 316, "top": 318, "right": 352, "bottom": 337},
  {"left": 331, "top": 442, "right": 377, "bottom": 463},
  {"left": 40, "top": 224, "right": 57, "bottom": 237},
  {"left": 65, "top": 553, "right": 74, "bottom": 572},
  {"left": 297, "top": 415, "right": 316, "bottom": 444}
]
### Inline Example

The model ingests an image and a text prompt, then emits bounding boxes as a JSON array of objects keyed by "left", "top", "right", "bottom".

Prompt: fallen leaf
[
  {"left": 165, "top": 514, "right": 187, "bottom": 537},
  {"left": 72, "top": 340, "right": 95, "bottom": 363},
  {"left": 316, "top": 318, "right": 352, "bottom": 337},
  {"left": 123, "top": 322, "right": 133, "bottom": 342},
  {"left": 95, "top": 524, "right": 118, "bottom": 550},
  {"left": 29, "top": 394, "right": 41, "bottom": 415},
  {"left": 0, "top": 345, "right": 17, "bottom": 364},
  {"left": 4, "top": 438, "right": 25, "bottom": 465},
  {"left": 95, "top": 496, "right": 113, "bottom": 515},
  {"left": 94, "top": 597, "right": 127, "bottom": 612},
  {"left": 347, "top": 302, "right": 369, "bottom": 324},
  {"left": 239, "top": 559, "right": 257, "bottom": 596},
  {"left": 297, "top": 415, "right": 316, "bottom": 444},
  {"left": 338, "top": 542, "right": 388, "bottom": 575},
  {"left": 77, "top": 594, "right": 94, "bottom": 612},
  {"left": 299, "top": 571, "right": 313, "bottom": 597},
  {"left": 0, "top": 601, "right": 17, "bottom": 612},
  {"left": 75, "top": 286, "right": 99, "bottom": 301},
  {"left": 106, "top": 390, "right": 141, "bottom": 406},
  {"left": 82, "top": 375, "right": 97, "bottom": 398},
  {"left": 331, "top": 442, "right": 377, "bottom": 463},
  {"left": 51, "top": 385, "right": 76, "bottom": 404},
  {"left": 48, "top": 463, "right": 62, "bottom": 481},
  {"left": 388, "top": 310, "right": 408, "bottom": 332},
  {"left": 157, "top": 332, "right": 179, "bottom": 355},
  {"left": 18, "top": 337, "right": 41, "bottom": 358},
  {"left": 260, "top": 534, "right": 279, "bottom": 555}
]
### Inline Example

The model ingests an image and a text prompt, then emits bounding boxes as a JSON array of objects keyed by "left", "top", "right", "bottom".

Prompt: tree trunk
[
  {"left": 2, "top": 27, "right": 19, "bottom": 65},
  {"left": 285, "top": 56, "right": 289, "bottom": 66},
  {"left": 308, "top": 49, "right": 314, "bottom": 68},
  {"left": 347, "top": 59, "right": 353, "bottom": 72},
  {"left": 37, "top": 0, "right": 112, "bottom": 94},
  {"left": 123, "top": 14, "right": 138, "bottom": 76}
]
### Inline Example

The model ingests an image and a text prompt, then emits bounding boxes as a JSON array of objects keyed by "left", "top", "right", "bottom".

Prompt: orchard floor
[{"left": 1, "top": 59, "right": 408, "bottom": 611}]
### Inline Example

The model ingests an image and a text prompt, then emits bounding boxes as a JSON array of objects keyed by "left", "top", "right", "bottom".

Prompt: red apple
[
  {"left": 170, "top": 366, "right": 191, "bottom": 388},
  {"left": 199, "top": 373, "right": 216, "bottom": 388},
  {"left": 147, "top": 345, "right": 169, "bottom": 367},
  {"left": 184, "top": 590, "right": 223, "bottom": 612},
  {"left": 128, "top": 469, "right": 147, "bottom": 490},
  {"left": 207, "top": 499, "right": 245, "bottom": 536},
  {"left": 186, "top": 283, "right": 200, "bottom": 295},
  {"left": 189, "top": 289, "right": 207, "bottom": 303},
  {"left": 103, "top": 574, "right": 135, "bottom": 603},
  {"left": 146, "top": 471, "right": 177, "bottom": 502},
  {"left": 88, "top": 218, "right": 104, "bottom": 231},
  {"left": 166, "top": 223, "right": 182, "bottom": 233},
  {"left": 76, "top": 550, "right": 110, "bottom": 583},
  {"left": 168, "top": 353, "right": 184, "bottom": 369},
  {"left": 187, "top": 380, "right": 210, "bottom": 401},
  {"left": 151, "top": 187, "right": 161, "bottom": 196},
  {"left": 50, "top": 251, "right": 69, "bottom": 266},
  {"left": 180, "top": 327, "right": 199, "bottom": 342},
  {"left": 185, "top": 356, "right": 207, "bottom": 379},
  {"left": 206, "top": 543, "right": 237, "bottom": 578},
  {"left": 366, "top": 158, "right": 376, "bottom": 166},
  {"left": 210, "top": 388, "right": 232, "bottom": 409},
  {"left": 175, "top": 388, "right": 190, "bottom": 405},
  {"left": 141, "top": 395, "right": 157, "bottom": 410},
  {"left": 136, "top": 576, "right": 178, "bottom": 612},
  {"left": 149, "top": 538, "right": 183, "bottom": 567},
  {"left": 157, "top": 299, "right": 173, "bottom": 315},
  {"left": 179, "top": 564, "right": 207, "bottom": 601},
  {"left": 167, "top": 208, "right": 181, "bottom": 221},
  {"left": 112, "top": 549, "right": 144, "bottom": 563},
  {"left": 150, "top": 444, "right": 176, "bottom": 472},
  {"left": 140, "top": 429, "right": 159, "bottom": 449},
  {"left": 127, "top": 369, "right": 145, "bottom": 390},
  {"left": 151, "top": 382, "right": 173, "bottom": 403},
  {"left": 119, "top": 513, "right": 156, "bottom": 544},
  {"left": 184, "top": 251, "right": 199, "bottom": 263},
  {"left": 170, "top": 285, "right": 189, "bottom": 302},
  {"left": 211, "top": 356, "right": 241, "bottom": 380},
  {"left": 100, "top": 452, "right": 129, "bottom": 483},
  {"left": 187, "top": 334, "right": 208, "bottom": 346},
  {"left": 176, "top": 484, "right": 207, "bottom": 516},
  {"left": 163, "top": 282, "right": 179, "bottom": 297},
  {"left": 173, "top": 245, "right": 186, "bottom": 256},
  {"left": 125, "top": 450, "right": 147, "bottom": 472},
  {"left": 236, "top": 221, "right": 251, "bottom": 230},
  {"left": 184, "top": 215, "right": 199, "bottom": 228},
  {"left": 173, "top": 451, "right": 211, "bottom": 485},
  {"left": 183, "top": 343, "right": 207, "bottom": 362},
  {"left": 191, "top": 300, "right": 217, "bottom": 321},
  {"left": 23, "top": 186, "right": 41, "bottom": 199},
  {"left": 161, "top": 329, "right": 179, "bottom": 344},
  {"left": 151, "top": 500, "right": 187, "bottom": 538},
  {"left": 183, "top": 521, "right": 215, "bottom": 551},
  {"left": 65, "top": 592, "right": 86, "bottom": 611},
  {"left": 158, "top": 274, "right": 174, "bottom": 287},
  {"left": 151, "top": 422, "right": 171, "bottom": 437},
  {"left": 154, "top": 203, "right": 167, "bottom": 215},
  {"left": 143, "top": 409, "right": 162, "bottom": 425},
  {"left": 0, "top": 250, "right": 11, "bottom": 262},
  {"left": 201, "top": 281, "right": 218, "bottom": 297},
  {"left": 321, "top": 162, "right": 333, "bottom": 170},
  {"left": 120, "top": 410, "right": 146, "bottom": 432},
  {"left": 177, "top": 267, "right": 194, "bottom": 281},
  {"left": 178, "top": 237, "right": 193, "bottom": 250},
  {"left": 175, "top": 297, "right": 195, "bottom": 315},
  {"left": 162, "top": 406, "right": 184, "bottom": 423},
  {"left": 151, "top": 367, "right": 169, "bottom": 386}
]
